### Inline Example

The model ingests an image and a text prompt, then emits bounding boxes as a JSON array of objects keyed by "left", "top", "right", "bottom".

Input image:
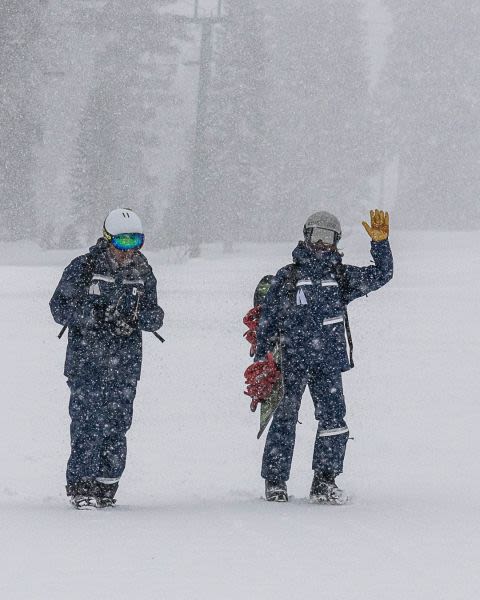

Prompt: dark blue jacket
[
  {"left": 255, "top": 240, "right": 393, "bottom": 371},
  {"left": 50, "top": 238, "right": 164, "bottom": 381}
]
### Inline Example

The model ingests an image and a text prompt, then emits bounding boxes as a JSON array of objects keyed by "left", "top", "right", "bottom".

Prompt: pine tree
[
  {"left": 378, "top": 2, "right": 480, "bottom": 229},
  {"left": 0, "top": 1, "right": 43, "bottom": 240},
  {"left": 201, "top": 0, "right": 269, "bottom": 248},
  {"left": 70, "top": 0, "right": 183, "bottom": 244},
  {"left": 162, "top": 167, "right": 192, "bottom": 250}
]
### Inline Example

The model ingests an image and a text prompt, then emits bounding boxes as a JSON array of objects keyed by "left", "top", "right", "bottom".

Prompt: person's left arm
[
  {"left": 138, "top": 266, "right": 164, "bottom": 332},
  {"left": 340, "top": 209, "right": 394, "bottom": 304}
]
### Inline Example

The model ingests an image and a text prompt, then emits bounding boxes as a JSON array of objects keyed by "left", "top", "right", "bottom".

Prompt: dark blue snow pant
[
  {"left": 66, "top": 375, "right": 137, "bottom": 487},
  {"left": 261, "top": 361, "right": 349, "bottom": 483}
]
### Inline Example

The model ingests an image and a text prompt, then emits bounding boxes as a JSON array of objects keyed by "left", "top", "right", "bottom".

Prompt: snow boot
[
  {"left": 265, "top": 480, "right": 288, "bottom": 502},
  {"left": 309, "top": 472, "right": 348, "bottom": 505},
  {"left": 93, "top": 480, "right": 118, "bottom": 508},
  {"left": 96, "top": 497, "right": 116, "bottom": 508},
  {"left": 66, "top": 480, "right": 96, "bottom": 510},
  {"left": 70, "top": 495, "right": 96, "bottom": 510}
]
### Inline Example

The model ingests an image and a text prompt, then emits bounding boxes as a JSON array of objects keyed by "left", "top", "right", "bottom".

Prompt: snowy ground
[{"left": 1, "top": 231, "right": 479, "bottom": 599}]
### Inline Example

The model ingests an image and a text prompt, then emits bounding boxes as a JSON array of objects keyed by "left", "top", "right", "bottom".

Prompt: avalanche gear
[
  {"left": 265, "top": 480, "right": 288, "bottom": 502},
  {"left": 103, "top": 208, "right": 143, "bottom": 241}
]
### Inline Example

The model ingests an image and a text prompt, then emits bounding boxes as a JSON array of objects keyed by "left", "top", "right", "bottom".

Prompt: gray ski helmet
[{"left": 303, "top": 211, "right": 341, "bottom": 246}]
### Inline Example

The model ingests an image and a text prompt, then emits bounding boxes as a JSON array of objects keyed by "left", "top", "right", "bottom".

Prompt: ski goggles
[
  {"left": 305, "top": 227, "right": 339, "bottom": 246},
  {"left": 111, "top": 232, "right": 145, "bottom": 251}
]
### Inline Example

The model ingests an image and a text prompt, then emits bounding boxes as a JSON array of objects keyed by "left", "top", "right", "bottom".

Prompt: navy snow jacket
[
  {"left": 50, "top": 238, "right": 164, "bottom": 381},
  {"left": 255, "top": 240, "right": 393, "bottom": 372}
]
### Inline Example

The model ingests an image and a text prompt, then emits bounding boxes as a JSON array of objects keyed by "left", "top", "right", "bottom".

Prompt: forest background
[{"left": 1, "top": 0, "right": 479, "bottom": 251}]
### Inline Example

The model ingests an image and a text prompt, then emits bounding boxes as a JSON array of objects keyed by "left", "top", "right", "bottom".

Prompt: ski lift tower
[{"left": 176, "top": 1, "right": 226, "bottom": 257}]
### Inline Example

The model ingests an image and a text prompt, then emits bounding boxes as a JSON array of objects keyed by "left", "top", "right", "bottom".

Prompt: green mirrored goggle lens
[{"left": 111, "top": 233, "right": 144, "bottom": 251}]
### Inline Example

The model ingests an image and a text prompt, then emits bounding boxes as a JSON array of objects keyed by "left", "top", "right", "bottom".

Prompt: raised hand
[{"left": 362, "top": 209, "right": 390, "bottom": 242}]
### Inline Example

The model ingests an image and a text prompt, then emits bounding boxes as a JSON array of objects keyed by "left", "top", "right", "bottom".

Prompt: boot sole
[
  {"left": 309, "top": 494, "right": 349, "bottom": 505},
  {"left": 71, "top": 502, "right": 96, "bottom": 510},
  {"left": 266, "top": 494, "right": 288, "bottom": 502}
]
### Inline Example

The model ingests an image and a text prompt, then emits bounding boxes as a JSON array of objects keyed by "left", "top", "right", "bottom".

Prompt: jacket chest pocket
[
  {"left": 121, "top": 279, "right": 145, "bottom": 297},
  {"left": 295, "top": 277, "right": 341, "bottom": 309},
  {"left": 295, "top": 279, "right": 313, "bottom": 305},
  {"left": 319, "top": 278, "right": 343, "bottom": 313},
  {"left": 88, "top": 274, "right": 116, "bottom": 297},
  {"left": 118, "top": 279, "right": 145, "bottom": 314}
]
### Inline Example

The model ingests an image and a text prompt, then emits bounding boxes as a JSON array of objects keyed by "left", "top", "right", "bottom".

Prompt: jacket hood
[{"left": 89, "top": 237, "right": 109, "bottom": 257}]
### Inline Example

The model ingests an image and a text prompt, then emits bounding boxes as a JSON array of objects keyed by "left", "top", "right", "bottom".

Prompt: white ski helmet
[
  {"left": 103, "top": 208, "right": 143, "bottom": 240},
  {"left": 303, "top": 211, "right": 341, "bottom": 245}
]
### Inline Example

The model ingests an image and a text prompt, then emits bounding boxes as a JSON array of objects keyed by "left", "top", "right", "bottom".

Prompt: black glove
[{"left": 104, "top": 305, "right": 137, "bottom": 337}]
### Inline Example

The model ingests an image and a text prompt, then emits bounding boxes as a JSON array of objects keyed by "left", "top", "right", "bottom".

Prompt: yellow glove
[{"left": 362, "top": 209, "right": 389, "bottom": 242}]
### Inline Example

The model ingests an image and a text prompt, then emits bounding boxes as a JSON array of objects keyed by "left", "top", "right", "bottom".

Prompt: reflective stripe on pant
[
  {"left": 66, "top": 377, "right": 137, "bottom": 486},
  {"left": 261, "top": 362, "right": 348, "bottom": 482}
]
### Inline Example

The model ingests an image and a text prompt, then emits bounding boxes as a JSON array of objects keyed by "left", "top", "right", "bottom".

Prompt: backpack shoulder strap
[
  {"left": 335, "top": 263, "right": 354, "bottom": 368},
  {"left": 283, "top": 263, "right": 299, "bottom": 302}
]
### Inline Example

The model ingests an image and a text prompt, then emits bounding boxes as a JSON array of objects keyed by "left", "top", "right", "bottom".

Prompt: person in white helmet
[
  {"left": 246, "top": 209, "right": 393, "bottom": 503},
  {"left": 50, "top": 208, "right": 164, "bottom": 509}
]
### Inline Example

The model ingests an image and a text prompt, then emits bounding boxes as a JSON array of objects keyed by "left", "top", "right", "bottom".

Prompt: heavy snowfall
[{"left": 1, "top": 1, "right": 479, "bottom": 599}]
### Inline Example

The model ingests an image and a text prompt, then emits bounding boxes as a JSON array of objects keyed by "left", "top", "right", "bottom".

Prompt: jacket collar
[
  {"left": 88, "top": 238, "right": 148, "bottom": 278},
  {"left": 292, "top": 241, "right": 342, "bottom": 278}
]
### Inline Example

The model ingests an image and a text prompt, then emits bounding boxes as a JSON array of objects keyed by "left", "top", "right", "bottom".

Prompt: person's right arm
[{"left": 49, "top": 256, "right": 98, "bottom": 329}]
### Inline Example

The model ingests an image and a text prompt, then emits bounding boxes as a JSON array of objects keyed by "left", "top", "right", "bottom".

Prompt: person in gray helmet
[{"left": 246, "top": 209, "right": 393, "bottom": 503}]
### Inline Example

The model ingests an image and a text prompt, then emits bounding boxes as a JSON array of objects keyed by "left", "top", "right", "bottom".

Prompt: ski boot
[
  {"left": 309, "top": 472, "right": 348, "bottom": 505},
  {"left": 93, "top": 480, "right": 118, "bottom": 509},
  {"left": 265, "top": 480, "right": 288, "bottom": 502},
  {"left": 67, "top": 481, "right": 96, "bottom": 510}
]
